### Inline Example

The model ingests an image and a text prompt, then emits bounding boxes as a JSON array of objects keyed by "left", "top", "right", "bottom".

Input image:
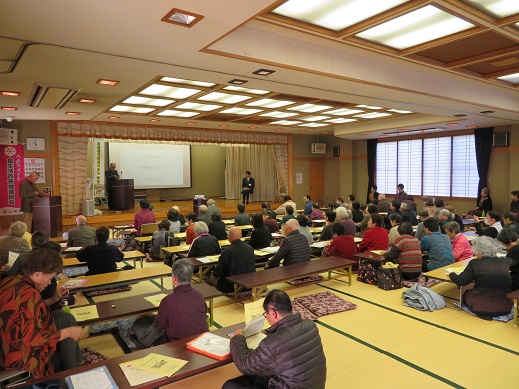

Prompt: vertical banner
[
  {"left": 0, "top": 144, "right": 25, "bottom": 211},
  {"left": 92, "top": 138, "right": 105, "bottom": 197}
]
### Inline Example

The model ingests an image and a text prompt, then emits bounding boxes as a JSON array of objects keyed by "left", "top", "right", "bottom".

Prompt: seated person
[
  {"left": 444, "top": 205, "right": 463, "bottom": 232},
  {"left": 187, "top": 222, "right": 222, "bottom": 257},
  {"left": 359, "top": 214, "right": 389, "bottom": 252},
  {"left": 248, "top": 212, "right": 272, "bottom": 250},
  {"left": 266, "top": 220, "right": 310, "bottom": 268},
  {"left": 351, "top": 201, "right": 364, "bottom": 223},
  {"left": 149, "top": 220, "right": 176, "bottom": 261},
  {"left": 167, "top": 208, "right": 182, "bottom": 233},
  {"left": 444, "top": 221, "right": 473, "bottom": 262},
  {"left": 388, "top": 213, "right": 403, "bottom": 246},
  {"left": 234, "top": 203, "right": 251, "bottom": 226},
  {"left": 357, "top": 204, "right": 378, "bottom": 237},
  {"left": 172, "top": 205, "right": 186, "bottom": 225},
  {"left": 5, "top": 230, "right": 49, "bottom": 277},
  {"left": 449, "top": 237, "right": 512, "bottom": 319},
  {"left": 0, "top": 249, "right": 84, "bottom": 378},
  {"left": 420, "top": 218, "right": 454, "bottom": 271},
  {"left": 263, "top": 211, "right": 280, "bottom": 234},
  {"left": 66, "top": 215, "right": 96, "bottom": 247},
  {"left": 383, "top": 222, "right": 422, "bottom": 280},
  {"left": 336, "top": 207, "right": 356, "bottom": 236},
  {"left": 471, "top": 211, "right": 503, "bottom": 238},
  {"left": 502, "top": 211, "right": 519, "bottom": 233},
  {"left": 471, "top": 187, "right": 493, "bottom": 217},
  {"left": 77, "top": 226, "right": 124, "bottom": 275},
  {"left": 438, "top": 208, "right": 453, "bottom": 234},
  {"left": 309, "top": 203, "right": 325, "bottom": 220},
  {"left": 278, "top": 205, "right": 296, "bottom": 227},
  {"left": 133, "top": 259, "right": 209, "bottom": 347},
  {"left": 319, "top": 210, "right": 337, "bottom": 241},
  {"left": 134, "top": 199, "right": 156, "bottom": 235},
  {"left": 296, "top": 215, "right": 314, "bottom": 245},
  {"left": 197, "top": 204, "right": 211, "bottom": 225},
  {"left": 185, "top": 212, "right": 198, "bottom": 244},
  {"left": 324, "top": 222, "right": 358, "bottom": 259},
  {"left": 432, "top": 198, "right": 444, "bottom": 218},
  {"left": 262, "top": 202, "right": 277, "bottom": 220},
  {"left": 400, "top": 202, "right": 418, "bottom": 226},
  {"left": 377, "top": 194, "right": 390, "bottom": 213},
  {"left": 213, "top": 227, "right": 256, "bottom": 293},
  {"left": 415, "top": 209, "right": 430, "bottom": 241},
  {"left": 0, "top": 221, "right": 31, "bottom": 270},
  {"left": 367, "top": 185, "right": 379, "bottom": 204},
  {"left": 497, "top": 229, "right": 519, "bottom": 291},
  {"left": 275, "top": 195, "right": 297, "bottom": 215},
  {"left": 384, "top": 199, "right": 401, "bottom": 230},
  {"left": 208, "top": 212, "right": 228, "bottom": 241}
]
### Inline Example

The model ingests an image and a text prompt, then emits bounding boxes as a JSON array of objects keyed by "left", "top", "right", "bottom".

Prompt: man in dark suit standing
[
  {"left": 241, "top": 171, "right": 255, "bottom": 204},
  {"left": 105, "top": 162, "right": 119, "bottom": 210}
]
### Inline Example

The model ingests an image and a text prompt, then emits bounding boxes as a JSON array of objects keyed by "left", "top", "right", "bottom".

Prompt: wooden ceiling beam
[{"left": 446, "top": 44, "right": 519, "bottom": 68}]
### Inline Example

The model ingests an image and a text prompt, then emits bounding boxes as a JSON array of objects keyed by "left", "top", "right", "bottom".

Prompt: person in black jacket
[
  {"left": 208, "top": 212, "right": 228, "bottom": 241},
  {"left": 225, "top": 289, "right": 326, "bottom": 389},
  {"left": 241, "top": 171, "right": 255, "bottom": 204},
  {"left": 400, "top": 202, "right": 418, "bottom": 226},
  {"left": 248, "top": 213, "right": 272, "bottom": 249},
  {"left": 266, "top": 220, "right": 310, "bottom": 268},
  {"left": 77, "top": 226, "right": 123, "bottom": 275},
  {"left": 187, "top": 222, "right": 222, "bottom": 258},
  {"left": 213, "top": 228, "right": 256, "bottom": 293}
]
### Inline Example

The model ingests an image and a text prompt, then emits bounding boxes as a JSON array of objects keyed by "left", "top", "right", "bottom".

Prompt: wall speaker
[
  {"left": 332, "top": 146, "right": 340, "bottom": 157},
  {"left": 493, "top": 133, "right": 509, "bottom": 147}
]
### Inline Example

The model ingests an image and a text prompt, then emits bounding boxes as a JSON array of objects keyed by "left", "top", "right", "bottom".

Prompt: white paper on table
[
  {"left": 8, "top": 251, "right": 19, "bottom": 266},
  {"left": 69, "top": 367, "right": 115, "bottom": 389},
  {"left": 120, "top": 359, "right": 165, "bottom": 386}
]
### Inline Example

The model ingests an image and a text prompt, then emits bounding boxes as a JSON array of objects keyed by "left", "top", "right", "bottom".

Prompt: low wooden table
[
  {"left": 62, "top": 250, "right": 146, "bottom": 269},
  {"left": 110, "top": 224, "right": 134, "bottom": 239},
  {"left": 227, "top": 256, "right": 356, "bottom": 302},
  {"left": 354, "top": 251, "right": 387, "bottom": 263},
  {"left": 423, "top": 258, "right": 472, "bottom": 308},
  {"left": 506, "top": 290, "right": 519, "bottom": 326}
]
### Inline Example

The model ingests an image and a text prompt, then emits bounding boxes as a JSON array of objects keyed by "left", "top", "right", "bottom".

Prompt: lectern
[
  {"left": 112, "top": 179, "right": 134, "bottom": 210},
  {"left": 33, "top": 196, "right": 63, "bottom": 238}
]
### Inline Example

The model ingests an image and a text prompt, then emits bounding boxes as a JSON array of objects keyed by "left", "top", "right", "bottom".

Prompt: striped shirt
[{"left": 420, "top": 232, "right": 455, "bottom": 270}]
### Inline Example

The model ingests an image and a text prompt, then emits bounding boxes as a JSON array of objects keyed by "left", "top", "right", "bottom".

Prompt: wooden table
[
  {"left": 62, "top": 250, "right": 146, "bottom": 269},
  {"left": 423, "top": 258, "right": 472, "bottom": 308},
  {"left": 162, "top": 240, "right": 232, "bottom": 257},
  {"left": 24, "top": 324, "right": 243, "bottom": 389},
  {"left": 110, "top": 224, "right": 134, "bottom": 239},
  {"left": 60, "top": 265, "right": 172, "bottom": 293},
  {"left": 227, "top": 256, "right": 356, "bottom": 302},
  {"left": 72, "top": 283, "right": 222, "bottom": 327},
  {"left": 354, "top": 251, "right": 387, "bottom": 263},
  {"left": 506, "top": 290, "right": 519, "bottom": 326}
]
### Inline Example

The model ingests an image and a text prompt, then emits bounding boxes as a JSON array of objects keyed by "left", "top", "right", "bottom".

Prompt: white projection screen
[{"left": 108, "top": 142, "right": 192, "bottom": 189}]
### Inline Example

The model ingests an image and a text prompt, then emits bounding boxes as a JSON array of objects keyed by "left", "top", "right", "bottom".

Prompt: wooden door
[{"left": 309, "top": 159, "right": 324, "bottom": 205}]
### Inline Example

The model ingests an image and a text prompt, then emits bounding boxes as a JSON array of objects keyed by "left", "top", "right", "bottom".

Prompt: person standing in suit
[
  {"left": 241, "top": 171, "right": 255, "bottom": 204},
  {"left": 104, "top": 162, "right": 119, "bottom": 210},
  {"left": 19, "top": 171, "right": 44, "bottom": 232}
]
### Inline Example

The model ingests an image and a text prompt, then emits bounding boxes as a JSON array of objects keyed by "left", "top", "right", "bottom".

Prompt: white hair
[
  {"left": 194, "top": 221, "right": 209, "bottom": 235},
  {"left": 472, "top": 237, "right": 497, "bottom": 258}
]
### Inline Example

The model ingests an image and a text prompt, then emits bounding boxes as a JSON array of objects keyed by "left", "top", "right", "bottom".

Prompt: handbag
[
  {"left": 377, "top": 267, "right": 403, "bottom": 290},
  {"left": 356, "top": 259, "right": 379, "bottom": 285}
]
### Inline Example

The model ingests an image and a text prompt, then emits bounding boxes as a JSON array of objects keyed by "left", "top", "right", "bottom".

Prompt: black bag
[
  {"left": 377, "top": 267, "right": 403, "bottom": 290},
  {"left": 356, "top": 259, "right": 379, "bottom": 285}
]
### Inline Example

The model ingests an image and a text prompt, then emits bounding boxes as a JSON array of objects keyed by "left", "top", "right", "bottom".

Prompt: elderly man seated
[
  {"left": 77, "top": 226, "right": 124, "bottom": 275},
  {"left": 266, "top": 219, "right": 310, "bottom": 268},
  {"left": 0, "top": 221, "right": 30, "bottom": 271},
  {"left": 67, "top": 215, "right": 96, "bottom": 247}
]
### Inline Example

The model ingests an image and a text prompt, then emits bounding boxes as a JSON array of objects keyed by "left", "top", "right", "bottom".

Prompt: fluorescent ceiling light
[
  {"left": 157, "top": 110, "right": 199, "bottom": 117},
  {"left": 272, "top": 0, "right": 409, "bottom": 31},
  {"left": 387, "top": 108, "right": 413, "bottom": 113},
  {"left": 466, "top": 0, "right": 519, "bottom": 17},
  {"left": 109, "top": 105, "right": 155, "bottom": 114},
  {"left": 497, "top": 72, "right": 519, "bottom": 84},
  {"left": 175, "top": 102, "right": 222, "bottom": 111},
  {"left": 197, "top": 92, "right": 252, "bottom": 104},
  {"left": 160, "top": 77, "right": 214, "bottom": 87},
  {"left": 223, "top": 86, "right": 270, "bottom": 95},
  {"left": 259, "top": 111, "right": 299, "bottom": 118},
  {"left": 123, "top": 96, "right": 174, "bottom": 107},
  {"left": 219, "top": 108, "right": 263, "bottom": 115},
  {"left": 298, "top": 123, "right": 329, "bottom": 127},
  {"left": 161, "top": 8, "right": 204, "bottom": 27},
  {"left": 356, "top": 104, "right": 383, "bottom": 109},
  {"left": 270, "top": 120, "right": 302, "bottom": 125},
  {"left": 287, "top": 103, "right": 333, "bottom": 113},
  {"left": 324, "top": 108, "right": 363, "bottom": 115},
  {"left": 246, "top": 98, "right": 294, "bottom": 108},
  {"left": 140, "top": 84, "right": 200, "bottom": 99},
  {"left": 325, "top": 118, "right": 358, "bottom": 123},
  {"left": 356, "top": 5, "right": 475, "bottom": 49},
  {"left": 354, "top": 112, "right": 393, "bottom": 118},
  {"left": 300, "top": 115, "right": 331, "bottom": 121}
]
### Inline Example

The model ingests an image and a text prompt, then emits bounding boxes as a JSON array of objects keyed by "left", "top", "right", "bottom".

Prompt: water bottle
[
  {"left": 481, "top": 210, "right": 486, "bottom": 218},
  {"left": 61, "top": 300, "right": 71, "bottom": 314}
]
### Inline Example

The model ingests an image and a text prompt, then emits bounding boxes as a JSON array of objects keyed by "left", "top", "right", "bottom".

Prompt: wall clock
[{"left": 26, "top": 137, "right": 46, "bottom": 151}]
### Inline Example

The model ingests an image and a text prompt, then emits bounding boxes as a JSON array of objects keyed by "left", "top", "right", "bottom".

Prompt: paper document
[
  {"left": 354, "top": 237, "right": 362, "bottom": 243},
  {"left": 60, "top": 242, "right": 67, "bottom": 248},
  {"left": 370, "top": 250, "right": 385, "bottom": 255},
  {"left": 66, "top": 366, "right": 118, "bottom": 389},
  {"left": 310, "top": 241, "right": 329, "bottom": 248},
  {"left": 444, "top": 268, "right": 464, "bottom": 274},
  {"left": 254, "top": 250, "right": 272, "bottom": 257},
  {"left": 198, "top": 256, "right": 218, "bottom": 264},
  {"left": 8, "top": 251, "right": 19, "bottom": 266},
  {"left": 120, "top": 359, "right": 164, "bottom": 386},
  {"left": 63, "top": 278, "right": 88, "bottom": 288},
  {"left": 65, "top": 246, "right": 82, "bottom": 252},
  {"left": 243, "top": 316, "right": 267, "bottom": 349},
  {"left": 186, "top": 332, "right": 231, "bottom": 360},
  {"left": 144, "top": 293, "right": 168, "bottom": 307},
  {"left": 70, "top": 305, "right": 99, "bottom": 322},
  {"left": 244, "top": 298, "right": 268, "bottom": 325},
  {"left": 259, "top": 246, "right": 280, "bottom": 253},
  {"left": 130, "top": 353, "right": 187, "bottom": 378}
]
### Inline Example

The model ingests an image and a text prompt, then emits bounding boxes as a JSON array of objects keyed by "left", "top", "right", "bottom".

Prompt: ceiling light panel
[
  {"left": 160, "top": 77, "right": 215, "bottom": 87},
  {"left": 223, "top": 86, "right": 270, "bottom": 95},
  {"left": 355, "top": 5, "right": 475, "bottom": 50},
  {"left": 324, "top": 108, "right": 364, "bottom": 115},
  {"left": 219, "top": 107, "right": 263, "bottom": 115},
  {"left": 272, "top": 0, "right": 410, "bottom": 31},
  {"left": 259, "top": 111, "right": 299, "bottom": 118},
  {"left": 140, "top": 84, "right": 201, "bottom": 99},
  {"left": 497, "top": 72, "right": 519, "bottom": 84},
  {"left": 197, "top": 92, "right": 252, "bottom": 104},
  {"left": 270, "top": 120, "right": 303, "bottom": 125},
  {"left": 325, "top": 118, "right": 358, "bottom": 123},
  {"left": 287, "top": 103, "right": 333, "bottom": 112},
  {"left": 298, "top": 123, "right": 329, "bottom": 127},
  {"left": 175, "top": 102, "right": 222, "bottom": 111},
  {"left": 246, "top": 98, "right": 295, "bottom": 108},
  {"left": 300, "top": 115, "right": 331, "bottom": 121},
  {"left": 356, "top": 104, "right": 383, "bottom": 109},
  {"left": 157, "top": 110, "right": 199, "bottom": 117},
  {"left": 387, "top": 108, "right": 413, "bottom": 113},
  {"left": 466, "top": 0, "right": 519, "bottom": 17},
  {"left": 354, "top": 112, "right": 393, "bottom": 118},
  {"left": 123, "top": 96, "right": 174, "bottom": 106},
  {"left": 109, "top": 105, "right": 155, "bottom": 114}
]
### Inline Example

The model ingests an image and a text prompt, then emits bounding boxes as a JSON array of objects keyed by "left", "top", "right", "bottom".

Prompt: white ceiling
[{"left": 0, "top": 0, "right": 518, "bottom": 139}]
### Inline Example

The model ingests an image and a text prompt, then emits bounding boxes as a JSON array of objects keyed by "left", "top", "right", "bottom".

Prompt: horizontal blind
[
  {"left": 397, "top": 139, "right": 422, "bottom": 196},
  {"left": 423, "top": 137, "right": 452, "bottom": 197},
  {"left": 452, "top": 135, "right": 479, "bottom": 197},
  {"left": 376, "top": 142, "right": 397, "bottom": 194}
]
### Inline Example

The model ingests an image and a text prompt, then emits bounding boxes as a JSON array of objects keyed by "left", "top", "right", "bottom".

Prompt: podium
[
  {"left": 193, "top": 197, "right": 207, "bottom": 216},
  {"left": 33, "top": 196, "right": 63, "bottom": 238},
  {"left": 112, "top": 179, "right": 134, "bottom": 210}
]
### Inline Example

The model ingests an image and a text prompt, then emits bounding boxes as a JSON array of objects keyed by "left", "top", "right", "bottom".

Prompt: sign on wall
[{"left": 0, "top": 144, "right": 24, "bottom": 211}]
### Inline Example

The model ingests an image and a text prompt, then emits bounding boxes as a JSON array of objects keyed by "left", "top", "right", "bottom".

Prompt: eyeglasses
[{"left": 262, "top": 308, "right": 276, "bottom": 318}]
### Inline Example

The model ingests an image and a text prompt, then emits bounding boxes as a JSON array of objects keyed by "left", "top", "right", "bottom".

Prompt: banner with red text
[{"left": 0, "top": 144, "right": 25, "bottom": 212}]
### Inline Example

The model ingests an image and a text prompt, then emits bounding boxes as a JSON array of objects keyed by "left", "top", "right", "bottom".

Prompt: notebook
[
  {"left": 242, "top": 315, "right": 267, "bottom": 350},
  {"left": 65, "top": 366, "right": 118, "bottom": 389},
  {"left": 186, "top": 332, "right": 231, "bottom": 360}
]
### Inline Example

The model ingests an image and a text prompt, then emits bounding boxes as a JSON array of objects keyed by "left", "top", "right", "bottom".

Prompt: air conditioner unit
[
  {"left": 0, "top": 128, "right": 18, "bottom": 145},
  {"left": 27, "top": 83, "right": 81, "bottom": 109},
  {"left": 311, "top": 143, "right": 326, "bottom": 154}
]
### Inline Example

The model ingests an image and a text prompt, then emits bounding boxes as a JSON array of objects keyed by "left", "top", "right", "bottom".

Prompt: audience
[
  {"left": 400, "top": 202, "right": 418, "bottom": 226},
  {"left": 0, "top": 221, "right": 30, "bottom": 270},
  {"left": 187, "top": 222, "right": 222, "bottom": 257},
  {"left": 234, "top": 203, "right": 251, "bottom": 226},
  {"left": 472, "top": 211, "right": 503, "bottom": 239},
  {"left": 261, "top": 202, "right": 277, "bottom": 220},
  {"left": 388, "top": 213, "right": 403, "bottom": 246},
  {"left": 67, "top": 215, "right": 96, "bottom": 247},
  {"left": 134, "top": 199, "right": 156, "bottom": 235},
  {"left": 444, "top": 221, "right": 473, "bottom": 262},
  {"left": 275, "top": 195, "right": 297, "bottom": 215},
  {"left": 296, "top": 215, "right": 314, "bottom": 245},
  {"left": 319, "top": 210, "right": 337, "bottom": 241},
  {"left": 263, "top": 211, "right": 280, "bottom": 233},
  {"left": 384, "top": 222, "right": 422, "bottom": 280},
  {"left": 396, "top": 183, "right": 408, "bottom": 202},
  {"left": 309, "top": 203, "right": 325, "bottom": 220},
  {"left": 185, "top": 212, "right": 198, "bottom": 244},
  {"left": 5, "top": 230, "right": 48, "bottom": 277},
  {"left": 420, "top": 218, "right": 454, "bottom": 270},
  {"left": 324, "top": 223, "right": 358, "bottom": 259},
  {"left": 358, "top": 214, "right": 389, "bottom": 252},
  {"left": 166, "top": 208, "right": 182, "bottom": 233},
  {"left": 475, "top": 187, "right": 493, "bottom": 215},
  {"left": 357, "top": 204, "right": 378, "bottom": 237},
  {"left": 77, "top": 226, "right": 124, "bottom": 275},
  {"left": 444, "top": 205, "right": 463, "bottom": 231},
  {"left": 149, "top": 220, "right": 176, "bottom": 261},
  {"left": 172, "top": 205, "right": 186, "bottom": 225},
  {"left": 248, "top": 212, "right": 272, "bottom": 249},
  {"left": 433, "top": 198, "right": 444, "bottom": 218},
  {"left": 197, "top": 204, "right": 211, "bottom": 225},
  {"left": 336, "top": 207, "right": 356, "bottom": 236},
  {"left": 367, "top": 185, "right": 379, "bottom": 204},
  {"left": 377, "top": 194, "right": 390, "bottom": 213},
  {"left": 415, "top": 209, "right": 430, "bottom": 241},
  {"left": 303, "top": 195, "right": 313, "bottom": 215},
  {"left": 497, "top": 229, "right": 519, "bottom": 291},
  {"left": 208, "top": 212, "right": 228, "bottom": 241},
  {"left": 510, "top": 191, "right": 519, "bottom": 216},
  {"left": 438, "top": 208, "right": 452, "bottom": 234},
  {"left": 351, "top": 201, "right": 364, "bottom": 223},
  {"left": 266, "top": 220, "right": 310, "bottom": 268},
  {"left": 206, "top": 199, "right": 221, "bottom": 220},
  {"left": 279, "top": 205, "right": 296, "bottom": 227},
  {"left": 502, "top": 211, "right": 519, "bottom": 233}
]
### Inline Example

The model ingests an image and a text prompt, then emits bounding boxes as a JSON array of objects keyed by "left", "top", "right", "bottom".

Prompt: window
[{"left": 376, "top": 134, "right": 478, "bottom": 198}]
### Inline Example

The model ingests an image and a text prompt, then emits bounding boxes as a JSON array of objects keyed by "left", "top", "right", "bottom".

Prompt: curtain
[
  {"left": 58, "top": 137, "right": 88, "bottom": 215},
  {"left": 474, "top": 127, "right": 493, "bottom": 206},
  {"left": 225, "top": 145, "right": 277, "bottom": 202},
  {"left": 366, "top": 139, "right": 377, "bottom": 203}
]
